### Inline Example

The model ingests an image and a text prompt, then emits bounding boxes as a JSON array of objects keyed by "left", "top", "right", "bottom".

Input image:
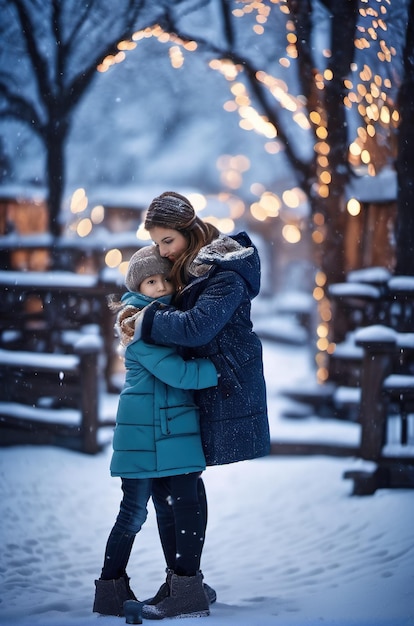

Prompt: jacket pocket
[{"left": 160, "top": 405, "right": 200, "bottom": 436}]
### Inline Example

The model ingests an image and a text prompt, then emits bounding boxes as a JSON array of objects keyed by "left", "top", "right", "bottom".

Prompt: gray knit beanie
[{"left": 125, "top": 245, "right": 172, "bottom": 292}]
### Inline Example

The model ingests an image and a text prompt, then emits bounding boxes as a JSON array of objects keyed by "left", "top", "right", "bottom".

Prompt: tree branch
[
  {"left": 13, "top": 0, "right": 54, "bottom": 105},
  {"left": 0, "top": 84, "right": 44, "bottom": 138},
  {"left": 156, "top": 7, "right": 309, "bottom": 177},
  {"left": 63, "top": 0, "right": 148, "bottom": 112}
]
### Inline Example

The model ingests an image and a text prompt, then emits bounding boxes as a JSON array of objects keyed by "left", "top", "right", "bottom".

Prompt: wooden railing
[
  {"left": 0, "top": 335, "right": 114, "bottom": 454},
  {"left": 0, "top": 266, "right": 127, "bottom": 453},
  {"left": 326, "top": 271, "right": 414, "bottom": 493},
  {"left": 343, "top": 326, "right": 414, "bottom": 494}
]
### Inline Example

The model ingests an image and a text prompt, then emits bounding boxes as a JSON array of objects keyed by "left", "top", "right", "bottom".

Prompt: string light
[{"left": 88, "top": 0, "right": 402, "bottom": 384}]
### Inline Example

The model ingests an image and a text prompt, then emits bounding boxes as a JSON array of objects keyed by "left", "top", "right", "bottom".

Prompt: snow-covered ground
[{"left": 1, "top": 338, "right": 413, "bottom": 626}]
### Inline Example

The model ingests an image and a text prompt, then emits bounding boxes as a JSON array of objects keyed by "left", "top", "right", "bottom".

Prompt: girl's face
[
  {"left": 139, "top": 274, "right": 174, "bottom": 298},
  {"left": 149, "top": 227, "right": 188, "bottom": 262}
]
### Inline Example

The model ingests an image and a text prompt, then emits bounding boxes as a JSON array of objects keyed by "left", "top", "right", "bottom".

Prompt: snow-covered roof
[
  {"left": 0, "top": 183, "right": 47, "bottom": 202},
  {"left": 345, "top": 167, "right": 397, "bottom": 203}
]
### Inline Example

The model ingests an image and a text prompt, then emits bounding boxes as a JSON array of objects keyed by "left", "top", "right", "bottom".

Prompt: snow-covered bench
[
  {"left": 328, "top": 266, "right": 391, "bottom": 345},
  {"left": 386, "top": 275, "right": 414, "bottom": 332},
  {"left": 344, "top": 325, "right": 414, "bottom": 494},
  {"left": 327, "top": 272, "right": 414, "bottom": 417},
  {"left": 327, "top": 279, "right": 385, "bottom": 393},
  {"left": 0, "top": 335, "right": 105, "bottom": 454},
  {"left": 0, "top": 269, "right": 125, "bottom": 391}
]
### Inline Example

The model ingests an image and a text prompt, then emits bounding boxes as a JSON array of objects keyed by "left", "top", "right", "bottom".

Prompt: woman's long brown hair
[{"left": 170, "top": 218, "right": 219, "bottom": 291}]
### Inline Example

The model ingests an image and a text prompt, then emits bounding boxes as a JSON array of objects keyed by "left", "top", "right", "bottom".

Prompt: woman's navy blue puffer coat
[{"left": 141, "top": 232, "right": 270, "bottom": 466}]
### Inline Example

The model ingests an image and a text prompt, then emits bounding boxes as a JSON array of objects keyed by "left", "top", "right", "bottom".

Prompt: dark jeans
[
  {"left": 151, "top": 475, "right": 208, "bottom": 572},
  {"left": 100, "top": 473, "right": 204, "bottom": 580}
]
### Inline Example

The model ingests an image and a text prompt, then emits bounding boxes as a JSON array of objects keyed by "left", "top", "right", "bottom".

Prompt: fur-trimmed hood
[
  {"left": 112, "top": 292, "right": 172, "bottom": 348},
  {"left": 189, "top": 232, "right": 260, "bottom": 298}
]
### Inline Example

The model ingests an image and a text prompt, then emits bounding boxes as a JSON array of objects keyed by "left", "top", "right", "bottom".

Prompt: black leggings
[
  {"left": 101, "top": 472, "right": 204, "bottom": 580},
  {"left": 151, "top": 475, "right": 207, "bottom": 574}
]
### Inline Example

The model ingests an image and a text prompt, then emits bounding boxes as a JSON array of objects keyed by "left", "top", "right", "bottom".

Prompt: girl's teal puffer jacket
[{"left": 110, "top": 291, "right": 218, "bottom": 479}]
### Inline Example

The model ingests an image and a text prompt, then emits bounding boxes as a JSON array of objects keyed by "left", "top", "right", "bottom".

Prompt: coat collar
[
  {"left": 183, "top": 231, "right": 260, "bottom": 299},
  {"left": 189, "top": 233, "right": 255, "bottom": 278}
]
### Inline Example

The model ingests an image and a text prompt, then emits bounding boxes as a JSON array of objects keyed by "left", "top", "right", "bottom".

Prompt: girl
[{"left": 93, "top": 244, "right": 217, "bottom": 619}]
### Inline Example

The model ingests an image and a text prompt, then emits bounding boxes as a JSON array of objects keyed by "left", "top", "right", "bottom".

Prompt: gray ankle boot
[
  {"left": 142, "top": 572, "right": 209, "bottom": 619},
  {"left": 143, "top": 568, "right": 173, "bottom": 605},
  {"left": 144, "top": 568, "right": 217, "bottom": 606},
  {"left": 93, "top": 574, "right": 137, "bottom": 616},
  {"left": 201, "top": 571, "right": 217, "bottom": 604}
]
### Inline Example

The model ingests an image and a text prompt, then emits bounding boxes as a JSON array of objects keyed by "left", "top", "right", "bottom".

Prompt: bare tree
[
  {"left": 0, "top": 0, "right": 148, "bottom": 257},
  {"left": 1, "top": 0, "right": 411, "bottom": 281},
  {"left": 395, "top": 0, "right": 414, "bottom": 275},
  {"left": 288, "top": 0, "right": 358, "bottom": 284},
  {"left": 150, "top": 0, "right": 408, "bottom": 283}
]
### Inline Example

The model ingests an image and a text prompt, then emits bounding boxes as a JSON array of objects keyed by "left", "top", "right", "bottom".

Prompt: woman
[{"left": 141, "top": 191, "right": 270, "bottom": 620}]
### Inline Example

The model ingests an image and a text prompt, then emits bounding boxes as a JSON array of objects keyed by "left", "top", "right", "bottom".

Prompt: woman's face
[{"left": 149, "top": 227, "right": 188, "bottom": 262}]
